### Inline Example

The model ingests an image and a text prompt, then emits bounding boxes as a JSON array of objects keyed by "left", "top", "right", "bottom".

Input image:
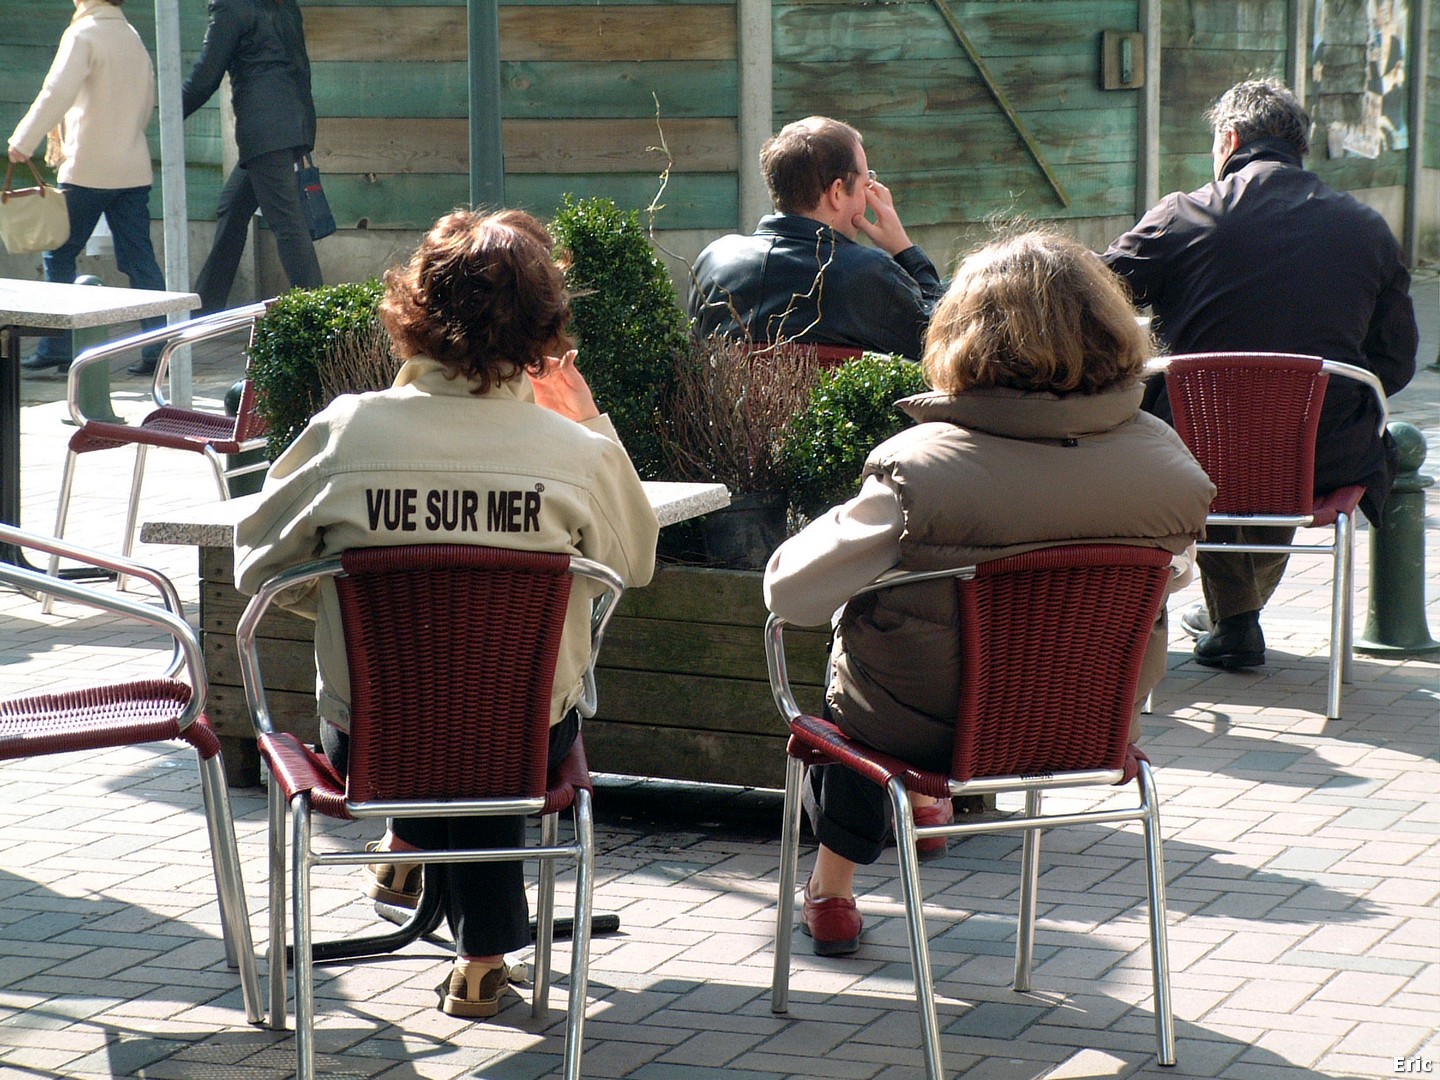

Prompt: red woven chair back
[
  {"left": 752, "top": 341, "right": 865, "bottom": 368},
  {"left": 334, "top": 545, "right": 574, "bottom": 805},
  {"left": 949, "top": 544, "right": 1173, "bottom": 783},
  {"left": 230, "top": 378, "right": 268, "bottom": 442},
  {"left": 1164, "top": 353, "right": 1327, "bottom": 516}
]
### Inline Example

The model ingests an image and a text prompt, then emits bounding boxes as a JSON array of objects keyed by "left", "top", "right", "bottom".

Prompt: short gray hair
[{"left": 1204, "top": 78, "right": 1310, "bottom": 157}]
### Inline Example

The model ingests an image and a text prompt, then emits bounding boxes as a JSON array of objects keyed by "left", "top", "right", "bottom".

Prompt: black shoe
[
  {"left": 20, "top": 352, "right": 69, "bottom": 373},
  {"left": 126, "top": 358, "right": 158, "bottom": 377},
  {"left": 1193, "top": 612, "right": 1265, "bottom": 669}
]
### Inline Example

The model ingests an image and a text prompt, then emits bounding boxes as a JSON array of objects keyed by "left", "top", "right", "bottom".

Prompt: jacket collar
[
  {"left": 897, "top": 381, "right": 1145, "bottom": 440},
  {"left": 756, "top": 213, "right": 856, "bottom": 248},
  {"left": 1219, "top": 136, "right": 1304, "bottom": 180},
  {"left": 73, "top": 0, "right": 125, "bottom": 23},
  {"left": 392, "top": 356, "right": 533, "bottom": 401}
]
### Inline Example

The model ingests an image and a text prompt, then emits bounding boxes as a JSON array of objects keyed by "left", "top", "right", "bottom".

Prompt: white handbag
[{"left": 0, "top": 159, "right": 70, "bottom": 255}]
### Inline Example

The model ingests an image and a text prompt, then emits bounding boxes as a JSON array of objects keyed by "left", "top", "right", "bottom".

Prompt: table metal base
[
  {"left": 1, "top": 325, "right": 112, "bottom": 580},
  {"left": 292, "top": 865, "right": 620, "bottom": 965}
]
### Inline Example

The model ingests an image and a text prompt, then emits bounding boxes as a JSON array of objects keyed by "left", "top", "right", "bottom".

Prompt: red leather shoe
[
  {"left": 801, "top": 882, "right": 862, "bottom": 956},
  {"left": 912, "top": 798, "right": 954, "bottom": 861}
]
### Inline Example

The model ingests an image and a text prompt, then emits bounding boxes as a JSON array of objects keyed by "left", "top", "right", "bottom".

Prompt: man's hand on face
[{"left": 853, "top": 178, "right": 914, "bottom": 257}]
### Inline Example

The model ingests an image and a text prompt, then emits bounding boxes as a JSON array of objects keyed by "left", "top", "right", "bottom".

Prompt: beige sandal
[
  {"left": 440, "top": 959, "right": 510, "bottom": 1018},
  {"left": 364, "top": 840, "right": 421, "bottom": 909}
]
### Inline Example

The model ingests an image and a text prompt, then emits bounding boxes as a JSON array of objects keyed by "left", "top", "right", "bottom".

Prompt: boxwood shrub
[{"left": 777, "top": 354, "right": 929, "bottom": 519}]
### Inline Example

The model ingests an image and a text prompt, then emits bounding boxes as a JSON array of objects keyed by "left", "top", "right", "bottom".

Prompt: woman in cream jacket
[
  {"left": 8, "top": 0, "right": 168, "bottom": 375},
  {"left": 235, "top": 209, "right": 658, "bottom": 1017}
]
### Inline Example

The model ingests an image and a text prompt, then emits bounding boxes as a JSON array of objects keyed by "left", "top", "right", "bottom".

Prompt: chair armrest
[
  {"left": 259, "top": 731, "right": 347, "bottom": 813},
  {"left": 1320, "top": 359, "right": 1390, "bottom": 435},
  {"left": 65, "top": 301, "right": 270, "bottom": 421},
  {"left": 570, "top": 555, "right": 625, "bottom": 718},
  {"left": 0, "top": 524, "right": 205, "bottom": 724},
  {"left": 236, "top": 555, "right": 344, "bottom": 737}
]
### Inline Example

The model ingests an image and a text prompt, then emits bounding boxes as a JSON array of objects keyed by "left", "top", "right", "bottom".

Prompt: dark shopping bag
[{"left": 295, "top": 153, "right": 336, "bottom": 241}]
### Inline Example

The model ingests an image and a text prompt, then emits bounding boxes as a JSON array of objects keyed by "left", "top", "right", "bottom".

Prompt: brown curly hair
[
  {"left": 379, "top": 208, "right": 573, "bottom": 393},
  {"left": 923, "top": 228, "right": 1152, "bottom": 396}
]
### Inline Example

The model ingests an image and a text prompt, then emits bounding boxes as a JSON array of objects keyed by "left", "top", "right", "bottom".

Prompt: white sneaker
[{"left": 1180, "top": 603, "right": 1211, "bottom": 638}]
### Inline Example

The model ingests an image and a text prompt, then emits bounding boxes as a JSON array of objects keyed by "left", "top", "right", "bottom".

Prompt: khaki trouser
[{"left": 1198, "top": 524, "right": 1297, "bottom": 621}]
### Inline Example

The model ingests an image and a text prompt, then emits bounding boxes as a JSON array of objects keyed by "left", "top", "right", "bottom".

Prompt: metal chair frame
[
  {"left": 48, "top": 302, "right": 272, "bottom": 597},
  {"left": 766, "top": 545, "right": 1179, "bottom": 1077},
  {"left": 237, "top": 545, "right": 625, "bottom": 1080},
  {"left": 0, "top": 523, "right": 262, "bottom": 1023},
  {"left": 1147, "top": 353, "right": 1390, "bottom": 720}
]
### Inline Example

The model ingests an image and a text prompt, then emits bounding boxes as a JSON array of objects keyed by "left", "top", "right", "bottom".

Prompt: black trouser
[
  {"left": 196, "top": 146, "right": 323, "bottom": 313},
  {"left": 803, "top": 760, "right": 896, "bottom": 866},
  {"left": 321, "top": 710, "right": 579, "bottom": 956}
]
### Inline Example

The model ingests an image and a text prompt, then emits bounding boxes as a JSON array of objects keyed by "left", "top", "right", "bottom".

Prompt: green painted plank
[
  {"left": 502, "top": 60, "right": 738, "bottom": 119},
  {"left": 512, "top": 172, "right": 736, "bottom": 230},
  {"left": 776, "top": 53, "right": 1132, "bottom": 118},
  {"left": 299, "top": 0, "right": 727, "bottom": 6},
  {"left": 853, "top": 110, "right": 1136, "bottom": 176},
  {"left": 318, "top": 171, "right": 735, "bottom": 231},
  {"left": 890, "top": 161, "right": 1138, "bottom": 224},
  {"left": 422, "top": 159, "right": 1138, "bottom": 228},
  {"left": 1159, "top": 0, "right": 1289, "bottom": 51},
  {"left": 1158, "top": 147, "right": 1409, "bottom": 198},
  {"left": 310, "top": 60, "right": 738, "bottom": 119},
  {"left": 1310, "top": 154, "right": 1408, "bottom": 191},
  {"left": 773, "top": 0, "right": 1137, "bottom": 63}
]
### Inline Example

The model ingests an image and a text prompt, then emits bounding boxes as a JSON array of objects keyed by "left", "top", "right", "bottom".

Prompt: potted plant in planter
[
  {"left": 246, "top": 280, "right": 399, "bottom": 460},
  {"left": 658, "top": 336, "right": 823, "bottom": 569},
  {"left": 585, "top": 345, "right": 931, "bottom": 788},
  {"left": 777, "top": 353, "right": 932, "bottom": 522},
  {"left": 550, "top": 195, "right": 689, "bottom": 479}
]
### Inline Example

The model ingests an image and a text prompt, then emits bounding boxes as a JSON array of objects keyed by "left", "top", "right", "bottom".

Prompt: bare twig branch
[{"left": 660, "top": 336, "right": 822, "bottom": 494}]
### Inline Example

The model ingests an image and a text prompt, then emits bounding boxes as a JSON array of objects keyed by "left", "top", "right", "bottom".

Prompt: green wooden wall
[
  {"left": 301, "top": 0, "right": 739, "bottom": 232},
  {"left": 0, "top": 0, "right": 741, "bottom": 233},
  {"left": 1159, "top": 0, "right": 1419, "bottom": 197},
  {"left": 772, "top": 0, "right": 1144, "bottom": 227},
  {"left": 1, "top": 0, "right": 1431, "bottom": 241}
]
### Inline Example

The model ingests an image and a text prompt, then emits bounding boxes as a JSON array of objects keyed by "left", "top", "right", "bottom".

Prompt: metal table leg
[{"left": 0, "top": 325, "right": 111, "bottom": 580}]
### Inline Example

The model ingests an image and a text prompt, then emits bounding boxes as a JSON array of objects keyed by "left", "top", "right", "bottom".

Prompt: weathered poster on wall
[{"left": 1311, "top": 0, "right": 1409, "bottom": 159}]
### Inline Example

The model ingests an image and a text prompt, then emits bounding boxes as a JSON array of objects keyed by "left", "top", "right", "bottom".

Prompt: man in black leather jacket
[
  {"left": 183, "top": 0, "right": 323, "bottom": 317},
  {"left": 1103, "top": 79, "right": 1417, "bottom": 670},
  {"left": 688, "top": 116, "right": 943, "bottom": 360}
]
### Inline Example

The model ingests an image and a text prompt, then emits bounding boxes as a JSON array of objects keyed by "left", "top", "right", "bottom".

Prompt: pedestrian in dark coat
[{"left": 183, "top": 0, "right": 323, "bottom": 313}]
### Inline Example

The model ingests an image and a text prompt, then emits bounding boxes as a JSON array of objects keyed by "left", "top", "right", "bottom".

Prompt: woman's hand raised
[{"left": 530, "top": 349, "right": 600, "bottom": 422}]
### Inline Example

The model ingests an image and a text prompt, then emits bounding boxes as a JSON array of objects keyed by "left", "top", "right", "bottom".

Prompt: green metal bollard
[
  {"left": 68, "top": 274, "right": 123, "bottom": 425},
  {"left": 223, "top": 379, "right": 267, "bottom": 497},
  {"left": 1355, "top": 422, "right": 1440, "bottom": 654}
]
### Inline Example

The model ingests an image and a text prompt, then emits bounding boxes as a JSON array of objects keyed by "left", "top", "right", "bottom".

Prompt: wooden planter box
[
  {"left": 586, "top": 563, "right": 830, "bottom": 788},
  {"left": 200, "top": 554, "right": 830, "bottom": 789},
  {"left": 200, "top": 548, "right": 321, "bottom": 786}
]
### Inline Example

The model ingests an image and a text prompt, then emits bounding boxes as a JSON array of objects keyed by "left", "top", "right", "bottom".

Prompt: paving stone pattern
[{"left": 0, "top": 281, "right": 1436, "bottom": 1079}]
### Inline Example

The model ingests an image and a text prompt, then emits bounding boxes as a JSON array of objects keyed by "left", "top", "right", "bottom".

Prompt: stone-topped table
[{"left": 1, "top": 278, "right": 200, "bottom": 569}]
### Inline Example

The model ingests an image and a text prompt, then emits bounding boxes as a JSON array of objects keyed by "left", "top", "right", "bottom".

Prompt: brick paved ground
[{"left": 0, "top": 276, "right": 1435, "bottom": 1079}]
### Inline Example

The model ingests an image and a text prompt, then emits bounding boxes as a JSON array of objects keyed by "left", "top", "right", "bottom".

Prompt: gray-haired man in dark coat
[{"left": 1103, "top": 78, "right": 1417, "bottom": 669}]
